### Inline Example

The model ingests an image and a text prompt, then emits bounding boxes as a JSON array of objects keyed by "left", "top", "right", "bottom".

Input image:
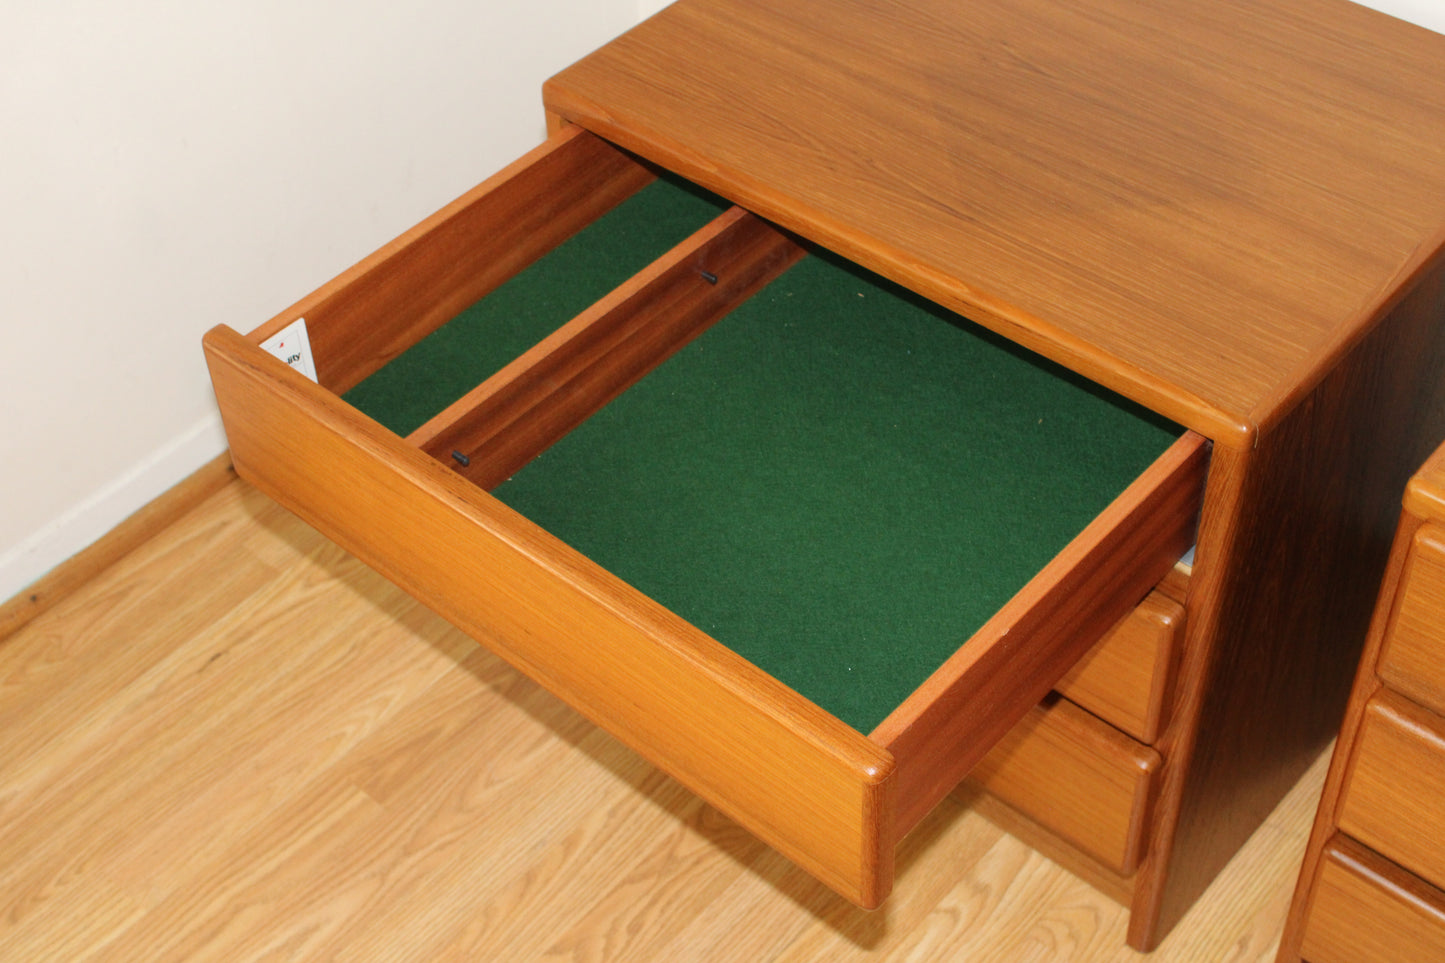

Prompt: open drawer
[{"left": 203, "top": 126, "right": 1207, "bottom": 908}]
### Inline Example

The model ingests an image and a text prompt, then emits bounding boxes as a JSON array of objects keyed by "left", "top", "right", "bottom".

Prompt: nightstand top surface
[{"left": 546, "top": 0, "right": 1445, "bottom": 443}]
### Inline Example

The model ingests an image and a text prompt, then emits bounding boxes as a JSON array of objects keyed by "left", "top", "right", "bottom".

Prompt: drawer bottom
[{"left": 962, "top": 694, "right": 1159, "bottom": 875}]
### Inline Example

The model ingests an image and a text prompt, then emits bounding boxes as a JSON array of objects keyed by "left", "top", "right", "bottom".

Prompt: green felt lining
[
  {"left": 491, "top": 251, "right": 1179, "bottom": 734},
  {"left": 349, "top": 183, "right": 1179, "bottom": 735}
]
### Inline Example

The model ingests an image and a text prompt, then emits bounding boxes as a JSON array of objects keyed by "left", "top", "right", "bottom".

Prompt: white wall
[
  {"left": 0, "top": 0, "right": 639, "bottom": 600},
  {"left": 1364, "top": 0, "right": 1445, "bottom": 32},
  {"left": 0, "top": 0, "right": 1439, "bottom": 602}
]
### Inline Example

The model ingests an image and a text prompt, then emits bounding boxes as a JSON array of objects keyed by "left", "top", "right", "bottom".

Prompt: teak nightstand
[
  {"left": 1279, "top": 441, "right": 1445, "bottom": 961},
  {"left": 203, "top": 0, "right": 1445, "bottom": 950}
]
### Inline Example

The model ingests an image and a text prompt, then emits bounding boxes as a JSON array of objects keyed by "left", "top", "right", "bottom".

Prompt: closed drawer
[
  {"left": 204, "top": 125, "right": 1206, "bottom": 908},
  {"left": 1338, "top": 692, "right": 1445, "bottom": 892},
  {"left": 1380, "top": 524, "right": 1445, "bottom": 717},
  {"left": 1300, "top": 835, "right": 1445, "bottom": 963},
  {"left": 967, "top": 695, "right": 1160, "bottom": 874},
  {"left": 1055, "top": 587, "right": 1183, "bottom": 744}
]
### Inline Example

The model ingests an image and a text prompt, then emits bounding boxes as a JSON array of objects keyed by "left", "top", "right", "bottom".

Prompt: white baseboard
[{"left": 0, "top": 415, "right": 229, "bottom": 603}]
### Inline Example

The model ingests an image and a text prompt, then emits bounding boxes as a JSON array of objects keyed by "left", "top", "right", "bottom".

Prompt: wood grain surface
[
  {"left": 545, "top": 0, "right": 1445, "bottom": 445},
  {"left": 0, "top": 475, "right": 1329, "bottom": 962}
]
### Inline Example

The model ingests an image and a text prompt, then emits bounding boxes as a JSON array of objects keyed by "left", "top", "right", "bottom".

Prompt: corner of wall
[{"left": 0, "top": 416, "right": 228, "bottom": 603}]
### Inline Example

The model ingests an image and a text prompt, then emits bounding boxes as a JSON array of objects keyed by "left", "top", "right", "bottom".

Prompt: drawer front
[
  {"left": 1301, "top": 835, "right": 1445, "bottom": 963},
  {"left": 1379, "top": 524, "right": 1445, "bottom": 718},
  {"left": 207, "top": 315, "right": 1201, "bottom": 910},
  {"left": 1338, "top": 693, "right": 1445, "bottom": 892},
  {"left": 966, "top": 695, "right": 1160, "bottom": 875},
  {"left": 1054, "top": 588, "right": 1183, "bottom": 744},
  {"left": 205, "top": 124, "right": 1206, "bottom": 909},
  {"left": 205, "top": 324, "right": 898, "bottom": 907}
]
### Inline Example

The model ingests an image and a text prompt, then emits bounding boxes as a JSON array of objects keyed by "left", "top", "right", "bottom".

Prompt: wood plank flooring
[{"left": 0, "top": 477, "right": 1325, "bottom": 961}]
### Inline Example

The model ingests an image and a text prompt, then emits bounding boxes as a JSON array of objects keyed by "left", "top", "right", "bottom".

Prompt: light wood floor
[{"left": 0, "top": 477, "right": 1325, "bottom": 962}]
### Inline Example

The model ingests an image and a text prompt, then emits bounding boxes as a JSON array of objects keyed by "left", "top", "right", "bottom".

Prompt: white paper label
[{"left": 259, "top": 317, "right": 318, "bottom": 383}]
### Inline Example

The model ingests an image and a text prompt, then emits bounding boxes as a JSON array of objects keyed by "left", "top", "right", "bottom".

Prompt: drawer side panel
[
  {"left": 250, "top": 126, "right": 656, "bottom": 395},
  {"left": 204, "top": 326, "right": 896, "bottom": 908}
]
